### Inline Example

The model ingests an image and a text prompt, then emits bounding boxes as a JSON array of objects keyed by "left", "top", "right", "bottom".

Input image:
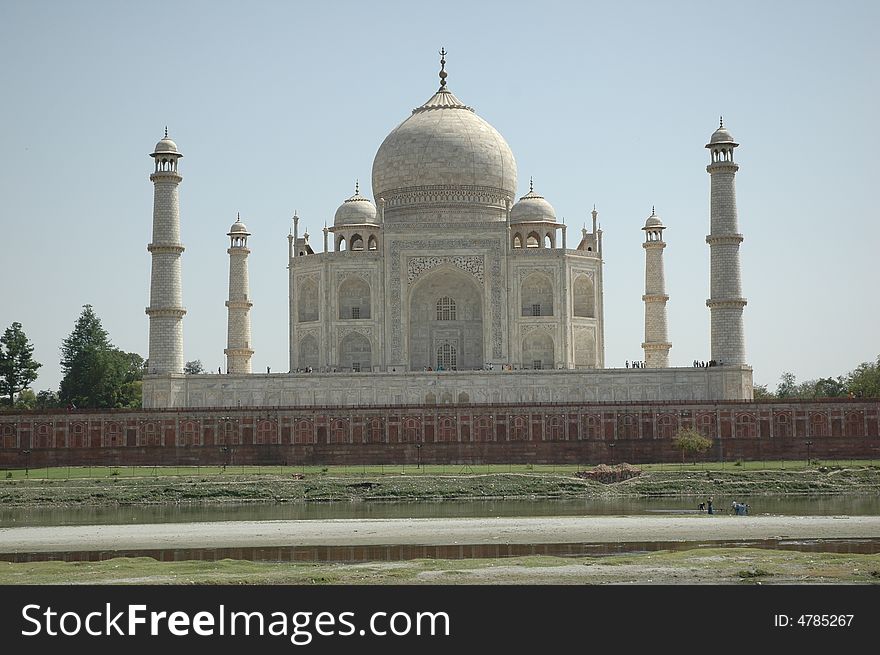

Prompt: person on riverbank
[{"left": 707, "top": 498, "right": 714, "bottom": 514}]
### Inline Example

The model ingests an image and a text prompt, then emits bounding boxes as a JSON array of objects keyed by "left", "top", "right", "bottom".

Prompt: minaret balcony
[{"left": 705, "top": 234, "right": 743, "bottom": 245}]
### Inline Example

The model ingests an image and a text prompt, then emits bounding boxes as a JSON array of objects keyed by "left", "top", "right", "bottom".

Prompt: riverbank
[
  {"left": 2, "top": 466, "right": 879, "bottom": 585},
  {"left": 3, "top": 548, "right": 880, "bottom": 585},
  {"left": 1, "top": 465, "right": 879, "bottom": 507}
]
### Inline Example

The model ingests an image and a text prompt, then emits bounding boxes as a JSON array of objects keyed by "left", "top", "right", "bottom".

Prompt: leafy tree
[
  {"left": 812, "top": 376, "right": 847, "bottom": 398},
  {"left": 672, "top": 428, "right": 713, "bottom": 465},
  {"left": 753, "top": 383, "right": 775, "bottom": 399},
  {"left": 35, "top": 389, "right": 62, "bottom": 409},
  {"left": 13, "top": 388, "right": 36, "bottom": 409},
  {"left": 184, "top": 359, "right": 205, "bottom": 375},
  {"left": 775, "top": 371, "right": 799, "bottom": 398},
  {"left": 59, "top": 305, "right": 144, "bottom": 408},
  {"left": 113, "top": 351, "right": 145, "bottom": 408},
  {"left": 755, "top": 360, "right": 874, "bottom": 402},
  {"left": 847, "top": 355, "right": 880, "bottom": 399},
  {"left": 0, "top": 322, "right": 42, "bottom": 405}
]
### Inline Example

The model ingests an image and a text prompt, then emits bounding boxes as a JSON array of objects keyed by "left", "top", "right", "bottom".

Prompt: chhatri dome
[
  {"left": 333, "top": 181, "right": 378, "bottom": 226},
  {"left": 509, "top": 178, "right": 557, "bottom": 224},
  {"left": 228, "top": 213, "right": 249, "bottom": 234},
  {"left": 371, "top": 48, "right": 517, "bottom": 210},
  {"left": 153, "top": 127, "right": 179, "bottom": 154},
  {"left": 708, "top": 117, "right": 737, "bottom": 145},
  {"left": 644, "top": 207, "right": 664, "bottom": 228}
]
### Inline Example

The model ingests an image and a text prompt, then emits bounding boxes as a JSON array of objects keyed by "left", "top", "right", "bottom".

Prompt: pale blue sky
[{"left": 1, "top": 0, "right": 877, "bottom": 393}]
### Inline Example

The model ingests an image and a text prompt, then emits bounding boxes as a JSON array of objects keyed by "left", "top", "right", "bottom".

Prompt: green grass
[
  {"left": 1, "top": 464, "right": 880, "bottom": 507},
  {"left": 3, "top": 459, "right": 879, "bottom": 481}
]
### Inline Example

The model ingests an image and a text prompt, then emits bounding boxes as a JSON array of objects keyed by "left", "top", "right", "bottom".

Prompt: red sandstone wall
[{"left": 1, "top": 399, "right": 878, "bottom": 467}]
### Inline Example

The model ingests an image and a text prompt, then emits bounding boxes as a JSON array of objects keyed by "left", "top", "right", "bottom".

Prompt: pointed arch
[
  {"left": 408, "top": 266, "right": 483, "bottom": 371},
  {"left": 299, "top": 334, "right": 319, "bottom": 369},
  {"left": 809, "top": 412, "right": 828, "bottom": 437},
  {"left": 330, "top": 418, "right": 350, "bottom": 444},
  {"left": 294, "top": 419, "right": 314, "bottom": 444},
  {"left": 509, "top": 415, "right": 529, "bottom": 441},
  {"left": 339, "top": 332, "right": 372, "bottom": 371},
  {"left": 521, "top": 272, "right": 553, "bottom": 316},
  {"left": 400, "top": 417, "right": 421, "bottom": 443},
  {"left": 774, "top": 412, "right": 792, "bottom": 438},
  {"left": 474, "top": 415, "right": 494, "bottom": 442},
  {"left": 437, "top": 416, "right": 457, "bottom": 442},
  {"left": 573, "top": 274, "right": 595, "bottom": 318},
  {"left": 522, "top": 331, "right": 554, "bottom": 369},
  {"left": 436, "top": 343, "right": 457, "bottom": 370},
  {"left": 735, "top": 414, "right": 757, "bottom": 438},
  {"left": 297, "top": 278, "right": 319, "bottom": 322},
  {"left": 338, "top": 277, "right": 371, "bottom": 319}
]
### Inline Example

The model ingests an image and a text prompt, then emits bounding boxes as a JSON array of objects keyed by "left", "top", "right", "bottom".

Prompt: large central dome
[{"left": 371, "top": 78, "right": 517, "bottom": 212}]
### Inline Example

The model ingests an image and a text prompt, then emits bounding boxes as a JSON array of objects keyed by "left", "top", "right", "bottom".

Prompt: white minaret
[
  {"left": 706, "top": 118, "right": 747, "bottom": 365},
  {"left": 146, "top": 129, "right": 185, "bottom": 374},
  {"left": 225, "top": 214, "right": 253, "bottom": 374},
  {"left": 642, "top": 207, "right": 671, "bottom": 367}
]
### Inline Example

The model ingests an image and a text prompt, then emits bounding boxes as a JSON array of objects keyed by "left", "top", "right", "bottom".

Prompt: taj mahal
[{"left": 142, "top": 51, "right": 753, "bottom": 409}]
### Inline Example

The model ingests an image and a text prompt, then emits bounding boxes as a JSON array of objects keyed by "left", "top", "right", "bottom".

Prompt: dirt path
[{"left": 2, "top": 515, "right": 879, "bottom": 553}]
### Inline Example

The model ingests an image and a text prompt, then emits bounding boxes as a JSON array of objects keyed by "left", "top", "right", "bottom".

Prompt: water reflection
[
  {"left": 2, "top": 495, "right": 879, "bottom": 528},
  {"left": 3, "top": 537, "right": 878, "bottom": 564}
]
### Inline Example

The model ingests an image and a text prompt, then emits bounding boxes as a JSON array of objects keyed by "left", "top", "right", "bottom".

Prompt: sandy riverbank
[{"left": 2, "top": 515, "right": 879, "bottom": 554}]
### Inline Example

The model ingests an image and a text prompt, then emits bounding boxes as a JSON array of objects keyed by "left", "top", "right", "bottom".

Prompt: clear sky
[{"left": 1, "top": 0, "right": 877, "bottom": 394}]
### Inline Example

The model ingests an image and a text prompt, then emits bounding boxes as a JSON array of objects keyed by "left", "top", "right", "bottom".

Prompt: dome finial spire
[
  {"left": 236, "top": 211, "right": 240, "bottom": 222},
  {"left": 529, "top": 176, "right": 534, "bottom": 193},
  {"left": 164, "top": 126, "right": 168, "bottom": 138},
  {"left": 438, "top": 47, "right": 448, "bottom": 90},
  {"left": 355, "top": 179, "right": 359, "bottom": 195},
  {"left": 719, "top": 115, "right": 724, "bottom": 128},
  {"left": 651, "top": 205, "right": 655, "bottom": 216}
]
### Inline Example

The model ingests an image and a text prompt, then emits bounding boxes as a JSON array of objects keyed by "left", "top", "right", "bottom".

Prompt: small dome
[
  {"left": 644, "top": 212, "right": 664, "bottom": 228},
  {"left": 334, "top": 189, "right": 378, "bottom": 226},
  {"left": 707, "top": 120, "right": 737, "bottom": 147},
  {"left": 228, "top": 215, "right": 250, "bottom": 235},
  {"left": 509, "top": 184, "right": 557, "bottom": 224},
  {"left": 153, "top": 137, "right": 179, "bottom": 154},
  {"left": 709, "top": 127, "right": 734, "bottom": 143}
]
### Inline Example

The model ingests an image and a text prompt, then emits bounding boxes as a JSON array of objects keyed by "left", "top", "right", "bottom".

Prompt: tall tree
[
  {"left": 0, "top": 322, "right": 42, "bottom": 405},
  {"left": 812, "top": 376, "right": 847, "bottom": 398},
  {"left": 847, "top": 355, "right": 880, "bottom": 398},
  {"left": 752, "top": 383, "right": 775, "bottom": 399},
  {"left": 59, "top": 305, "right": 144, "bottom": 408},
  {"left": 775, "top": 371, "right": 799, "bottom": 398},
  {"left": 35, "top": 389, "right": 61, "bottom": 409}
]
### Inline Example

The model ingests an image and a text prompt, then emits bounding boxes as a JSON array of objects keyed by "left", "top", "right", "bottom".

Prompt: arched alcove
[
  {"left": 522, "top": 331, "right": 554, "bottom": 369},
  {"left": 408, "top": 267, "right": 483, "bottom": 371},
  {"left": 521, "top": 272, "right": 553, "bottom": 316},
  {"left": 338, "top": 277, "right": 371, "bottom": 319},
  {"left": 573, "top": 274, "right": 595, "bottom": 318}
]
